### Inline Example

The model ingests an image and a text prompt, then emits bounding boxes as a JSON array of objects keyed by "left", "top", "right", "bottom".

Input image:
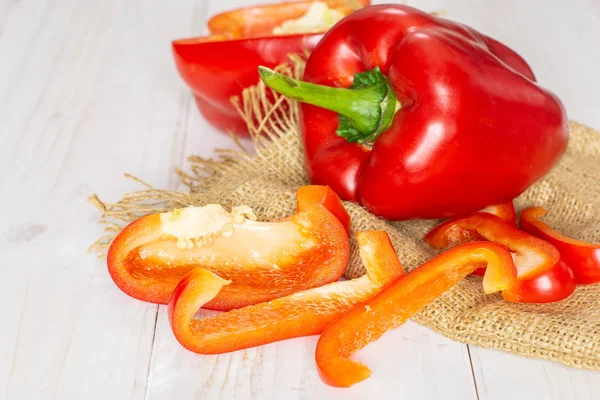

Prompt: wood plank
[
  {"left": 146, "top": 311, "right": 477, "bottom": 400},
  {"left": 0, "top": 0, "right": 207, "bottom": 398},
  {"left": 471, "top": 348, "right": 600, "bottom": 400}
]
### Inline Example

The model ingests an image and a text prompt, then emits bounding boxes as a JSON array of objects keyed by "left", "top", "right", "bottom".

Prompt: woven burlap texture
[{"left": 92, "top": 59, "right": 600, "bottom": 370}]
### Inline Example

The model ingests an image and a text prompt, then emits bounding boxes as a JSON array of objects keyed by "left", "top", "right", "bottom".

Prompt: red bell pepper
[
  {"left": 107, "top": 186, "right": 349, "bottom": 309},
  {"left": 315, "top": 242, "right": 516, "bottom": 387},
  {"left": 425, "top": 213, "right": 560, "bottom": 280},
  {"left": 172, "top": 0, "right": 369, "bottom": 137},
  {"left": 520, "top": 207, "right": 600, "bottom": 284},
  {"left": 168, "top": 231, "right": 404, "bottom": 354},
  {"left": 260, "top": 4, "right": 568, "bottom": 219}
]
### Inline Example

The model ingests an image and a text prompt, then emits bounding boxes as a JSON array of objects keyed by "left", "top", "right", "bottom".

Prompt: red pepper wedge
[
  {"left": 172, "top": 0, "right": 370, "bottom": 136},
  {"left": 520, "top": 207, "right": 600, "bottom": 284},
  {"left": 315, "top": 242, "right": 516, "bottom": 387},
  {"left": 168, "top": 231, "right": 404, "bottom": 354},
  {"left": 260, "top": 5, "right": 568, "bottom": 219},
  {"left": 107, "top": 186, "right": 349, "bottom": 309},
  {"left": 502, "top": 260, "right": 576, "bottom": 303},
  {"left": 426, "top": 213, "right": 560, "bottom": 280}
]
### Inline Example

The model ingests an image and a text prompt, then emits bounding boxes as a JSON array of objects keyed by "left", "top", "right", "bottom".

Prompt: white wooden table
[{"left": 2, "top": 0, "right": 599, "bottom": 399}]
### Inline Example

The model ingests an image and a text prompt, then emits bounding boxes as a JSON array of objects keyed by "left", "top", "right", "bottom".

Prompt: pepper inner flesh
[{"left": 169, "top": 230, "right": 404, "bottom": 354}]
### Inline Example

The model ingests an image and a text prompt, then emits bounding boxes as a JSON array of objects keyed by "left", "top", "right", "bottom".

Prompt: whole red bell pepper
[
  {"left": 168, "top": 230, "right": 404, "bottom": 354},
  {"left": 260, "top": 4, "right": 568, "bottom": 219},
  {"left": 107, "top": 186, "right": 349, "bottom": 309},
  {"left": 315, "top": 242, "right": 516, "bottom": 387},
  {"left": 172, "top": 0, "right": 369, "bottom": 137},
  {"left": 520, "top": 207, "right": 600, "bottom": 284}
]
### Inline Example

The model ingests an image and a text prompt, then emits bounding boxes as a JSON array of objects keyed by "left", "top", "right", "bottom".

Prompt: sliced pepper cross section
[
  {"left": 107, "top": 186, "right": 350, "bottom": 310},
  {"left": 168, "top": 231, "right": 405, "bottom": 354},
  {"left": 315, "top": 242, "right": 516, "bottom": 387},
  {"left": 425, "top": 212, "right": 560, "bottom": 280}
]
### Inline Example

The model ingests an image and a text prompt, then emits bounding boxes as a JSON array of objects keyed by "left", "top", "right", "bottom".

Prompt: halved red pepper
[
  {"left": 425, "top": 213, "right": 560, "bottom": 280},
  {"left": 172, "top": 0, "right": 370, "bottom": 136},
  {"left": 315, "top": 242, "right": 516, "bottom": 387},
  {"left": 520, "top": 207, "right": 600, "bottom": 284},
  {"left": 168, "top": 231, "right": 404, "bottom": 354},
  {"left": 107, "top": 186, "right": 349, "bottom": 310}
]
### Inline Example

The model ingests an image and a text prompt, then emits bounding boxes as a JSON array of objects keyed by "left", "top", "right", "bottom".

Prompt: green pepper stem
[{"left": 258, "top": 66, "right": 400, "bottom": 144}]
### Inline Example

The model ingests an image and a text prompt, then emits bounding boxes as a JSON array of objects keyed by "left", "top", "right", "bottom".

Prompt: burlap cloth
[{"left": 92, "top": 59, "right": 600, "bottom": 370}]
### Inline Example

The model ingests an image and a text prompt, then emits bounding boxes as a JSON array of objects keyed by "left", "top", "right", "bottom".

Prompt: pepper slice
[
  {"left": 467, "top": 201, "right": 515, "bottom": 276},
  {"left": 520, "top": 207, "right": 600, "bottom": 284},
  {"left": 168, "top": 231, "right": 404, "bottom": 354},
  {"left": 502, "top": 260, "right": 576, "bottom": 303},
  {"left": 425, "top": 213, "right": 560, "bottom": 280},
  {"left": 438, "top": 201, "right": 516, "bottom": 262},
  {"left": 481, "top": 202, "right": 517, "bottom": 226},
  {"left": 297, "top": 185, "right": 351, "bottom": 234},
  {"left": 107, "top": 186, "right": 349, "bottom": 309},
  {"left": 315, "top": 242, "right": 516, "bottom": 387},
  {"left": 173, "top": 0, "right": 370, "bottom": 136}
]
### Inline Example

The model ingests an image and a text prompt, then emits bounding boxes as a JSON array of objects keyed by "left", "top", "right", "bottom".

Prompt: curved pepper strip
[
  {"left": 172, "top": 0, "right": 369, "bottom": 136},
  {"left": 481, "top": 202, "right": 517, "bottom": 226},
  {"left": 107, "top": 185, "right": 349, "bottom": 309},
  {"left": 520, "top": 207, "right": 600, "bottom": 284},
  {"left": 463, "top": 201, "right": 515, "bottom": 276},
  {"left": 315, "top": 242, "right": 516, "bottom": 387},
  {"left": 425, "top": 213, "right": 560, "bottom": 280},
  {"left": 168, "top": 231, "right": 404, "bottom": 354}
]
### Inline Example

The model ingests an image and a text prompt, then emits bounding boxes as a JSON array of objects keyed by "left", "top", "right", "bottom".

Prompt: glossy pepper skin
[
  {"left": 503, "top": 260, "right": 576, "bottom": 303},
  {"left": 426, "top": 210, "right": 576, "bottom": 303},
  {"left": 168, "top": 231, "right": 404, "bottom": 354},
  {"left": 315, "top": 242, "right": 516, "bottom": 387},
  {"left": 263, "top": 5, "right": 568, "bottom": 219},
  {"left": 107, "top": 186, "right": 349, "bottom": 309},
  {"left": 425, "top": 212, "right": 560, "bottom": 280},
  {"left": 172, "top": 0, "right": 369, "bottom": 136},
  {"left": 520, "top": 207, "right": 600, "bottom": 284}
]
